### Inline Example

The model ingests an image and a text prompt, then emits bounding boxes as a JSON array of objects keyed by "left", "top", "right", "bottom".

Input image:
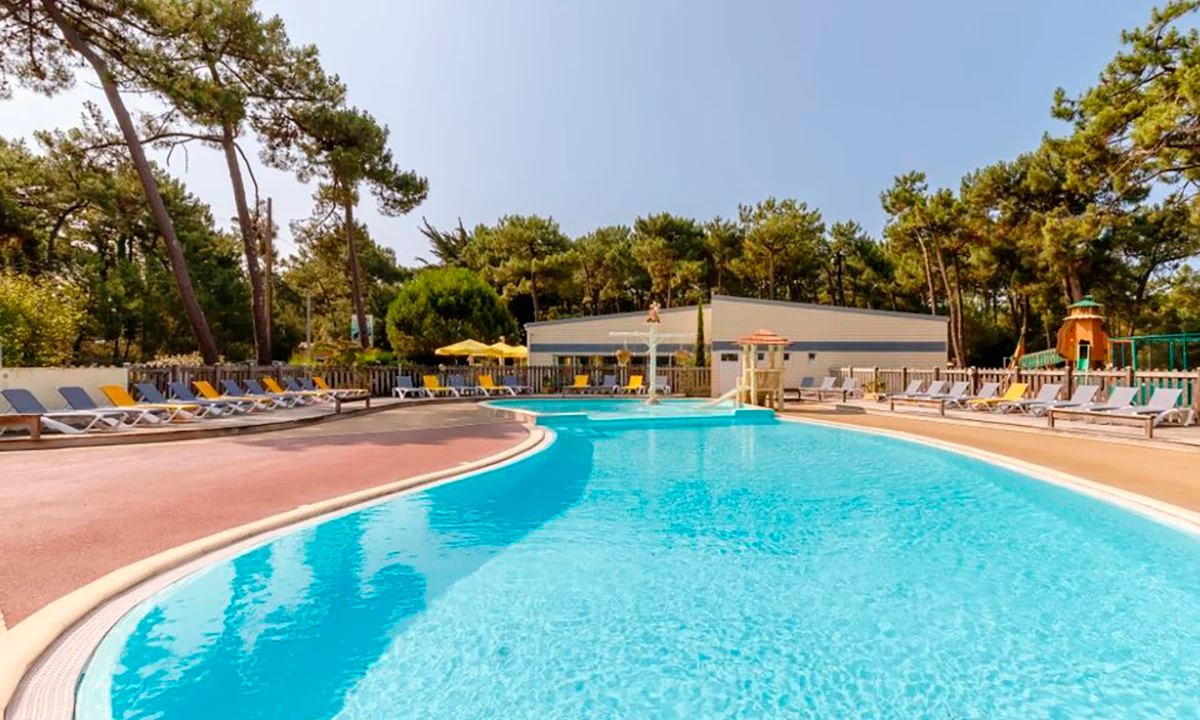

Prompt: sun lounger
[
  {"left": 996, "top": 383, "right": 1062, "bottom": 414},
  {"left": 784, "top": 377, "right": 816, "bottom": 400},
  {"left": 311, "top": 377, "right": 370, "bottom": 401},
  {"left": 171, "top": 382, "right": 253, "bottom": 414},
  {"left": 564, "top": 375, "right": 592, "bottom": 394},
  {"left": 1027, "top": 385, "right": 1100, "bottom": 417},
  {"left": 654, "top": 375, "right": 672, "bottom": 395},
  {"left": 477, "top": 375, "right": 515, "bottom": 396},
  {"left": 799, "top": 377, "right": 837, "bottom": 400},
  {"left": 597, "top": 374, "right": 620, "bottom": 394},
  {"left": 220, "top": 380, "right": 284, "bottom": 410},
  {"left": 818, "top": 377, "right": 858, "bottom": 402},
  {"left": 1, "top": 388, "right": 121, "bottom": 434},
  {"left": 1080, "top": 385, "right": 1139, "bottom": 413},
  {"left": 932, "top": 381, "right": 969, "bottom": 400},
  {"left": 394, "top": 375, "right": 433, "bottom": 398},
  {"left": 946, "top": 382, "right": 999, "bottom": 409},
  {"left": 886, "top": 380, "right": 926, "bottom": 400},
  {"left": 423, "top": 375, "right": 458, "bottom": 397},
  {"left": 502, "top": 376, "right": 532, "bottom": 394},
  {"left": 1111, "top": 387, "right": 1194, "bottom": 427},
  {"left": 281, "top": 378, "right": 332, "bottom": 402},
  {"left": 61, "top": 386, "right": 160, "bottom": 426},
  {"left": 102, "top": 384, "right": 200, "bottom": 422},
  {"left": 1046, "top": 386, "right": 1155, "bottom": 437},
  {"left": 621, "top": 375, "right": 644, "bottom": 394},
  {"left": 244, "top": 379, "right": 304, "bottom": 407},
  {"left": 448, "top": 376, "right": 483, "bottom": 396},
  {"left": 968, "top": 382, "right": 1026, "bottom": 411},
  {"left": 889, "top": 381, "right": 965, "bottom": 416}
]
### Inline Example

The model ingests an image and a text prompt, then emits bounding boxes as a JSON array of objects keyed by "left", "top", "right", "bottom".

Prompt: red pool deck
[{"left": 0, "top": 405, "right": 528, "bottom": 626}]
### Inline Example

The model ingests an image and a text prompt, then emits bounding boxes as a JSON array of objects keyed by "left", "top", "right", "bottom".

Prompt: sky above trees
[{"left": 0, "top": 0, "right": 1161, "bottom": 265}]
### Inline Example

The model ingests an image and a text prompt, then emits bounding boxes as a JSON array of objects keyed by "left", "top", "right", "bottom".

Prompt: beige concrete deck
[{"left": 784, "top": 401, "right": 1200, "bottom": 512}]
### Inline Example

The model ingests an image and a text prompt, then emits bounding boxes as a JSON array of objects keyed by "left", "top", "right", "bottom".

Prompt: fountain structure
[{"left": 610, "top": 303, "right": 694, "bottom": 404}]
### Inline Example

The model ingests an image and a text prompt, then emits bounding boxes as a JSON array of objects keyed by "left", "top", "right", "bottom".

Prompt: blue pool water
[{"left": 79, "top": 419, "right": 1200, "bottom": 718}]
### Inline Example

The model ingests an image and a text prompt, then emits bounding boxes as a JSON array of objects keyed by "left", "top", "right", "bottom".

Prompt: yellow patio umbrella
[
  {"left": 434, "top": 339, "right": 491, "bottom": 357},
  {"left": 483, "top": 341, "right": 524, "bottom": 358}
]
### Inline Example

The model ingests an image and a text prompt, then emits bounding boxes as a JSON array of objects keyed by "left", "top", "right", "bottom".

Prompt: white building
[{"left": 525, "top": 295, "right": 948, "bottom": 395}]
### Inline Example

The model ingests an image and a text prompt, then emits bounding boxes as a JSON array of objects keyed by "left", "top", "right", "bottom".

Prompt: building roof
[
  {"left": 525, "top": 304, "right": 702, "bottom": 328},
  {"left": 711, "top": 295, "right": 949, "bottom": 323}
]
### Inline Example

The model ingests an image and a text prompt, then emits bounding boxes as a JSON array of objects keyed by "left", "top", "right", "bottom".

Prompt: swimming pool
[{"left": 77, "top": 418, "right": 1200, "bottom": 718}]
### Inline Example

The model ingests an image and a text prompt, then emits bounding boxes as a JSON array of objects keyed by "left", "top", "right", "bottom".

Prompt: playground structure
[
  {"left": 1016, "top": 297, "right": 1111, "bottom": 371},
  {"left": 1110, "top": 333, "right": 1200, "bottom": 371},
  {"left": 735, "top": 328, "right": 787, "bottom": 409}
]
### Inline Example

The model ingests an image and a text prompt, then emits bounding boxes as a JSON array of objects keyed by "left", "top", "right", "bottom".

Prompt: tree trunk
[
  {"left": 915, "top": 237, "right": 938, "bottom": 315},
  {"left": 768, "top": 255, "right": 776, "bottom": 300},
  {"left": 1064, "top": 266, "right": 1084, "bottom": 304},
  {"left": 931, "top": 244, "right": 964, "bottom": 367},
  {"left": 835, "top": 253, "right": 845, "bottom": 306},
  {"left": 530, "top": 268, "right": 541, "bottom": 321},
  {"left": 43, "top": 0, "right": 219, "bottom": 363},
  {"left": 219, "top": 120, "right": 271, "bottom": 363},
  {"left": 344, "top": 197, "right": 369, "bottom": 349}
]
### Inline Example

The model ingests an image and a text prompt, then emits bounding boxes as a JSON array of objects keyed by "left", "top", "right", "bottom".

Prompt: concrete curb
[
  {"left": 0, "top": 425, "right": 548, "bottom": 717},
  {"left": 780, "top": 415, "right": 1200, "bottom": 536},
  {"left": 0, "top": 397, "right": 484, "bottom": 452}
]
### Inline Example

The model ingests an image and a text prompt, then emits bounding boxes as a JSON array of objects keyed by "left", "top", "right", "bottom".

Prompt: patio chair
[
  {"left": 996, "top": 383, "right": 1062, "bottom": 415},
  {"left": 194, "top": 380, "right": 274, "bottom": 411},
  {"left": 220, "top": 379, "right": 284, "bottom": 410},
  {"left": 1112, "top": 387, "right": 1194, "bottom": 427},
  {"left": 621, "top": 375, "right": 644, "bottom": 394},
  {"left": 60, "top": 385, "right": 161, "bottom": 427},
  {"left": 133, "top": 383, "right": 228, "bottom": 419},
  {"left": 1027, "top": 385, "right": 1100, "bottom": 417},
  {"left": 394, "top": 375, "right": 433, "bottom": 398},
  {"left": 102, "top": 384, "right": 200, "bottom": 422},
  {"left": 1, "top": 388, "right": 122, "bottom": 434},
  {"left": 244, "top": 379, "right": 305, "bottom": 408},
  {"left": 968, "top": 382, "right": 1026, "bottom": 411},
  {"left": 564, "top": 375, "right": 592, "bottom": 394},
  {"left": 946, "top": 382, "right": 999, "bottom": 410},
  {"left": 502, "top": 376, "right": 533, "bottom": 394},
  {"left": 799, "top": 377, "right": 837, "bottom": 400},
  {"left": 654, "top": 375, "right": 672, "bottom": 395},
  {"left": 422, "top": 375, "right": 458, "bottom": 397},
  {"left": 171, "top": 382, "right": 254, "bottom": 414}
]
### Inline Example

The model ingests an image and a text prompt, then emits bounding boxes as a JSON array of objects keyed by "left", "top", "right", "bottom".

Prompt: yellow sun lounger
[
  {"left": 262, "top": 377, "right": 323, "bottom": 403},
  {"left": 622, "top": 375, "right": 644, "bottom": 393},
  {"left": 564, "top": 375, "right": 592, "bottom": 394},
  {"left": 968, "top": 382, "right": 1027, "bottom": 411},
  {"left": 422, "top": 375, "right": 458, "bottom": 397},
  {"left": 477, "top": 375, "right": 515, "bottom": 396},
  {"left": 313, "top": 376, "right": 370, "bottom": 400},
  {"left": 101, "top": 384, "right": 201, "bottom": 422}
]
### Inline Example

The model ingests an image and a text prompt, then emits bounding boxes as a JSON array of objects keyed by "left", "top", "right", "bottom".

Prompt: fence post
[
  {"left": 969, "top": 367, "right": 978, "bottom": 394},
  {"left": 901, "top": 367, "right": 908, "bottom": 391},
  {"left": 1194, "top": 370, "right": 1200, "bottom": 418},
  {"left": 1063, "top": 363, "right": 1074, "bottom": 398}
]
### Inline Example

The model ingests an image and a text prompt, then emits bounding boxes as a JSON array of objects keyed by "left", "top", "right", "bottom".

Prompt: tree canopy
[{"left": 385, "top": 266, "right": 516, "bottom": 360}]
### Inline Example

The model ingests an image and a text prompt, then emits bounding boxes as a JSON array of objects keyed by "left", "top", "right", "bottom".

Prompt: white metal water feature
[{"left": 610, "top": 303, "right": 693, "bottom": 404}]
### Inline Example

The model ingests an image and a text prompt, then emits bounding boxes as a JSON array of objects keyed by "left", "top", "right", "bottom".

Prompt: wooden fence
[
  {"left": 838, "top": 366, "right": 1200, "bottom": 413},
  {"left": 128, "top": 364, "right": 714, "bottom": 398}
]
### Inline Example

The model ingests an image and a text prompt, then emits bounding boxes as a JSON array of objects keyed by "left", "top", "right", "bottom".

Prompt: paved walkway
[
  {"left": 0, "top": 405, "right": 528, "bottom": 626},
  {"left": 784, "top": 404, "right": 1200, "bottom": 512}
]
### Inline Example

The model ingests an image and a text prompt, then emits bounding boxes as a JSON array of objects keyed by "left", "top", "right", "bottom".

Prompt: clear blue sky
[{"left": 0, "top": 0, "right": 1159, "bottom": 263}]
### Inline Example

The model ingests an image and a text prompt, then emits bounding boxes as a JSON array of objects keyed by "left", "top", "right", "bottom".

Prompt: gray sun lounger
[
  {"left": 597, "top": 374, "right": 620, "bottom": 395},
  {"left": 931, "top": 381, "right": 969, "bottom": 401},
  {"left": 654, "top": 375, "right": 671, "bottom": 395},
  {"left": 502, "top": 376, "right": 532, "bottom": 394},
  {"left": 244, "top": 379, "right": 304, "bottom": 407},
  {"left": 1082, "top": 385, "right": 1139, "bottom": 413},
  {"left": 221, "top": 379, "right": 284, "bottom": 409},
  {"left": 447, "top": 376, "right": 482, "bottom": 396},
  {"left": 887, "top": 380, "right": 925, "bottom": 400},
  {"left": 281, "top": 378, "right": 333, "bottom": 403},
  {"left": 61, "top": 386, "right": 160, "bottom": 426},
  {"left": 1, "top": 388, "right": 121, "bottom": 434},
  {"left": 800, "top": 377, "right": 837, "bottom": 400},
  {"left": 996, "top": 383, "right": 1062, "bottom": 414},
  {"left": 1112, "top": 387, "right": 1194, "bottom": 427},
  {"left": 393, "top": 375, "right": 431, "bottom": 398},
  {"left": 1028, "top": 385, "right": 1100, "bottom": 417}
]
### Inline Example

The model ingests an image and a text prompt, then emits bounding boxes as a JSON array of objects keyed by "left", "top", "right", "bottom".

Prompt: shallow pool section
[
  {"left": 79, "top": 422, "right": 1200, "bottom": 718},
  {"left": 484, "top": 397, "right": 775, "bottom": 429}
]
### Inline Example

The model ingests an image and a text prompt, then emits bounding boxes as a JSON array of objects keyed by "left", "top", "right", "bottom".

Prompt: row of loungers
[
  {"left": 392, "top": 374, "right": 534, "bottom": 398},
  {"left": 886, "top": 379, "right": 1195, "bottom": 429},
  {"left": 0, "top": 377, "right": 369, "bottom": 438},
  {"left": 786, "top": 377, "right": 861, "bottom": 402},
  {"left": 562, "top": 374, "right": 669, "bottom": 395}
]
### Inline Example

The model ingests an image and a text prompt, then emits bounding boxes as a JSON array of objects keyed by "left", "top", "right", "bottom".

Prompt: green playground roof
[{"left": 1068, "top": 297, "right": 1103, "bottom": 309}]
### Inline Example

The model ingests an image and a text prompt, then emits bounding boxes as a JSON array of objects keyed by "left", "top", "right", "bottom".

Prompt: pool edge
[
  {"left": 0, "top": 426, "right": 552, "bottom": 720},
  {"left": 779, "top": 415, "right": 1200, "bottom": 537}
]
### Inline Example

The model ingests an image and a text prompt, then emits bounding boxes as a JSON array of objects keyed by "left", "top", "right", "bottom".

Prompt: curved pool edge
[
  {"left": 780, "top": 415, "right": 1200, "bottom": 538},
  {"left": 0, "top": 426, "right": 552, "bottom": 720}
]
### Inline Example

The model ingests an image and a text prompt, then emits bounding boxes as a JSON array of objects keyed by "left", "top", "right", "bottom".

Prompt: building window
[
  {"left": 720, "top": 353, "right": 738, "bottom": 362},
  {"left": 783, "top": 353, "right": 791, "bottom": 361},
  {"left": 807, "top": 352, "right": 818, "bottom": 364}
]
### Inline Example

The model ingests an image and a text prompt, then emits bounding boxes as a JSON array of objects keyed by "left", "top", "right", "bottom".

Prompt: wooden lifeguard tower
[
  {"left": 1056, "top": 296, "right": 1110, "bottom": 371},
  {"left": 737, "top": 328, "right": 787, "bottom": 409}
]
